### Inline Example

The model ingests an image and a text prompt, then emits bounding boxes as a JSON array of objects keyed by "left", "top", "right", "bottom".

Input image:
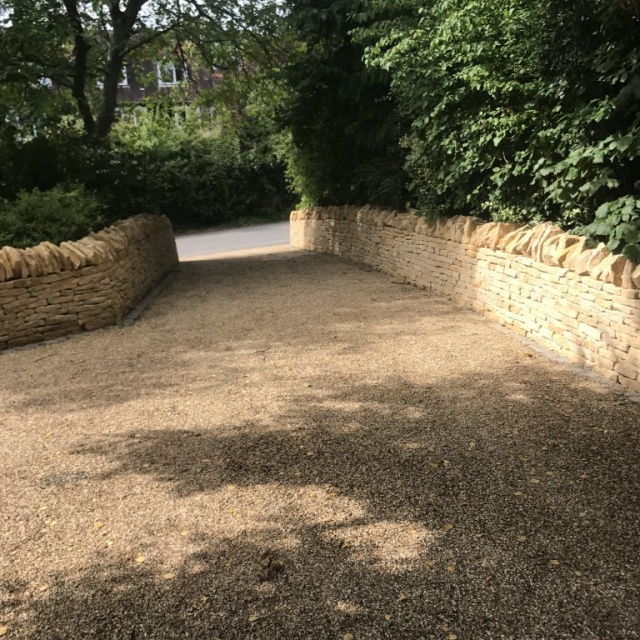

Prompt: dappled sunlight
[
  {"left": 175, "top": 482, "right": 367, "bottom": 537},
  {"left": 325, "top": 521, "right": 438, "bottom": 574},
  {"left": 2, "top": 250, "right": 640, "bottom": 638}
]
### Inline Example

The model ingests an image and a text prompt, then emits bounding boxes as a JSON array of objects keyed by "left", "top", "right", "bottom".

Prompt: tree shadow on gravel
[{"left": 12, "top": 362, "right": 640, "bottom": 640}]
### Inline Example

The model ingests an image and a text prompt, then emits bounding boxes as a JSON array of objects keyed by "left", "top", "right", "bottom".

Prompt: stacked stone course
[
  {"left": 0, "top": 214, "right": 178, "bottom": 350},
  {"left": 291, "top": 206, "right": 640, "bottom": 392}
]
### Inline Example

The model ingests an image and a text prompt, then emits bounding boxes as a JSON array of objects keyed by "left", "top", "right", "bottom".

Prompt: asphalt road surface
[{"left": 176, "top": 221, "right": 290, "bottom": 259}]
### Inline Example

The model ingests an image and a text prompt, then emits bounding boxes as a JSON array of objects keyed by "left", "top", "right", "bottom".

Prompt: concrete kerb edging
[{"left": 121, "top": 266, "right": 177, "bottom": 327}]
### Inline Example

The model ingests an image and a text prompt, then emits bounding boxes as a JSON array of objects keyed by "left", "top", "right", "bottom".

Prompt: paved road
[{"left": 176, "top": 221, "right": 290, "bottom": 259}]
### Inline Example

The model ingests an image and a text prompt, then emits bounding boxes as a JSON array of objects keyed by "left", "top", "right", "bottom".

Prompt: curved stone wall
[
  {"left": 0, "top": 214, "right": 178, "bottom": 350},
  {"left": 291, "top": 206, "right": 640, "bottom": 392}
]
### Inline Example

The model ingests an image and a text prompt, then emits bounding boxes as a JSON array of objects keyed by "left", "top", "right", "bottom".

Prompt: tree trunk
[
  {"left": 94, "top": 0, "right": 148, "bottom": 139},
  {"left": 63, "top": 0, "right": 95, "bottom": 136}
]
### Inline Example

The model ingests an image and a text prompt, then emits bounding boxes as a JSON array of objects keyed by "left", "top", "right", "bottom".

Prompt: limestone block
[
  {"left": 450, "top": 216, "right": 470, "bottom": 242},
  {"left": 1, "top": 247, "right": 25, "bottom": 279},
  {"left": 470, "top": 222, "right": 496, "bottom": 248},
  {"left": 462, "top": 218, "right": 485, "bottom": 245},
  {"left": 384, "top": 212, "right": 397, "bottom": 226},
  {"left": 399, "top": 213, "right": 418, "bottom": 233},
  {"left": 58, "top": 242, "right": 87, "bottom": 270},
  {"left": 551, "top": 235, "right": 585, "bottom": 268},
  {"left": 590, "top": 254, "right": 629, "bottom": 286},
  {"left": 498, "top": 227, "right": 526, "bottom": 252},
  {"left": 573, "top": 244, "right": 608, "bottom": 276},
  {"left": 0, "top": 249, "right": 16, "bottom": 280},
  {"left": 36, "top": 243, "right": 62, "bottom": 274},
  {"left": 506, "top": 227, "right": 537, "bottom": 255},
  {"left": 484, "top": 222, "right": 524, "bottom": 250},
  {"left": 630, "top": 264, "right": 640, "bottom": 289},
  {"left": 23, "top": 247, "right": 49, "bottom": 277},
  {"left": 527, "top": 223, "right": 564, "bottom": 262},
  {"left": 76, "top": 238, "right": 112, "bottom": 264}
]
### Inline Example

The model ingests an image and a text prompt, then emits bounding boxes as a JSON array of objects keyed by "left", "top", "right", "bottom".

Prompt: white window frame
[
  {"left": 157, "top": 62, "right": 185, "bottom": 87},
  {"left": 97, "top": 66, "right": 128, "bottom": 89},
  {"left": 118, "top": 66, "right": 128, "bottom": 87}
]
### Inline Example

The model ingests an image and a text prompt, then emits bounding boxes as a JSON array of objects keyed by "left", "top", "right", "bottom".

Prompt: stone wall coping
[
  {"left": 0, "top": 214, "right": 172, "bottom": 283},
  {"left": 291, "top": 206, "right": 640, "bottom": 289}
]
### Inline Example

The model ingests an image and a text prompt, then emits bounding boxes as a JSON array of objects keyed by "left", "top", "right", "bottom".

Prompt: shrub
[
  {"left": 357, "top": 0, "right": 640, "bottom": 257},
  {"left": 0, "top": 186, "right": 105, "bottom": 248},
  {"left": 282, "top": 0, "right": 409, "bottom": 210},
  {"left": 129, "top": 127, "right": 294, "bottom": 230}
]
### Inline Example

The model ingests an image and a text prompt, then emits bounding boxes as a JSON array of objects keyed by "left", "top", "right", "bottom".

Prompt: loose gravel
[{"left": 1, "top": 246, "right": 639, "bottom": 640}]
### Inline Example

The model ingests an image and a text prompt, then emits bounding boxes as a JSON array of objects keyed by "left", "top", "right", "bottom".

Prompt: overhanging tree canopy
[{"left": 0, "top": 0, "right": 283, "bottom": 138}]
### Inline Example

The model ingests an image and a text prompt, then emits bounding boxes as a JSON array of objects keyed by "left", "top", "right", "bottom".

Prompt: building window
[
  {"left": 157, "top": 62, "right": 185, "bottom": 87},
  {"left": 119, "top": 66, "right": 128, "bottom": 87},
  {"left": 97, "top": 67, "right": 128, "bottom": 89}
]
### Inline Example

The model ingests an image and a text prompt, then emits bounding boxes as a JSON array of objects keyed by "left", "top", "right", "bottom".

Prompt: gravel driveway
[{"left": 1, "top": 246, "right": 639, "bottom": 640}]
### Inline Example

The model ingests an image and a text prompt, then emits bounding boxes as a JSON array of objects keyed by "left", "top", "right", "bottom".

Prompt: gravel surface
[{"left": 1, "top": 246, "right": 639, "bottom": 640}]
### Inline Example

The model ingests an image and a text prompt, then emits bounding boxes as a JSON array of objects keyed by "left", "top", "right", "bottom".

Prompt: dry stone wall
[
  {"left": 291, "top": 206, "right": 640, "bottom": 393},
  {"left": 0, "top": 215, "right": 178, "bottom": 350}
]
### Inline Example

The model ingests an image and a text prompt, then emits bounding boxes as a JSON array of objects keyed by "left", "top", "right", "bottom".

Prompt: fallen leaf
[
  {"left": 248, "top": 614, "right": 259, "bottom": 623},
  {"left": 441, "top": 623, "right": 450, "bottom": 631},
  {"left": 106, "top": 540, "right": 113, "bottom": 547},
  {"left": 343, "top": 635, "right": 354, "bottom": 640},
  {"left": 579, "top": 511, "right": 587, "bottom": 517},
  {"left": 443, "top": 523, "right": 454, "bottom": 532},
  {"left": 342, "top": 542, "right": 351, "bottom": 549},
  {"left": 545, "top": 471, "right": 555, "bottom": 477},
  {"left": 550, "top": 559, "right": 560, "bottom": 566},
  {"left": 575, "top": 571, "right": 583, "bottom": 577},
  {"left": 529, "top": 478, "right": 540, "bottom": 484},
  {"left": 181, "top": 530, "right": 190, "bottom": 537},
  {"left": 163, "top": 572, "right": 175, "bottom": 580},
  {"left": 38, "top": 584, "right": 49, "bottom": 592},
  {"left": 200, "top": 596, "right": 208, "bottom": 603},
  {"left": 469, "top": 441, "right": 476, "bottom": 449},
  {"left": 446, "top": 565, "right": 456, "bottom": 573},
  {"left": 514, "top": 491, "right": 524, "bottom": 496},
  {"left": 135, "top": 554, "right": 146, "bottom": 564},
  {"left": 384, "top": 614, "right": 393, "bottom": 621},
  {"left": 517, "top": 535, "right": 528, "bottom": 542},
  {"left": 425, "top": 560, "right": 436, "bottom": 568},
  {"left": 398, "top": 594, "right": 407, "bottom": 602},
  {"left": 0, "top": 626, "right": 7, "bottom": 636},
  {"left": 306, "top": 451, "right": 314, "bottom": 457},
  {"left": 449, "top": 634, "right": 458, "bottom": 640},
  {"left": 94, "top": 521, "right": 105, "bottom": 530}
]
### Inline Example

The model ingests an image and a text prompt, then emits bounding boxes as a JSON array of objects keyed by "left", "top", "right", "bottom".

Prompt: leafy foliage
[
  {"left": 281, "top": 0, "right": 408, "bottom": 209},
  {"left": 356, "top": 0, "right": 640, "bottom": 257},
  {"left": 114, "top": 111, "right": 295, "bottom": 230},
  {"left": 0, "top": 186, "right": 105, "bottom": 248}
]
